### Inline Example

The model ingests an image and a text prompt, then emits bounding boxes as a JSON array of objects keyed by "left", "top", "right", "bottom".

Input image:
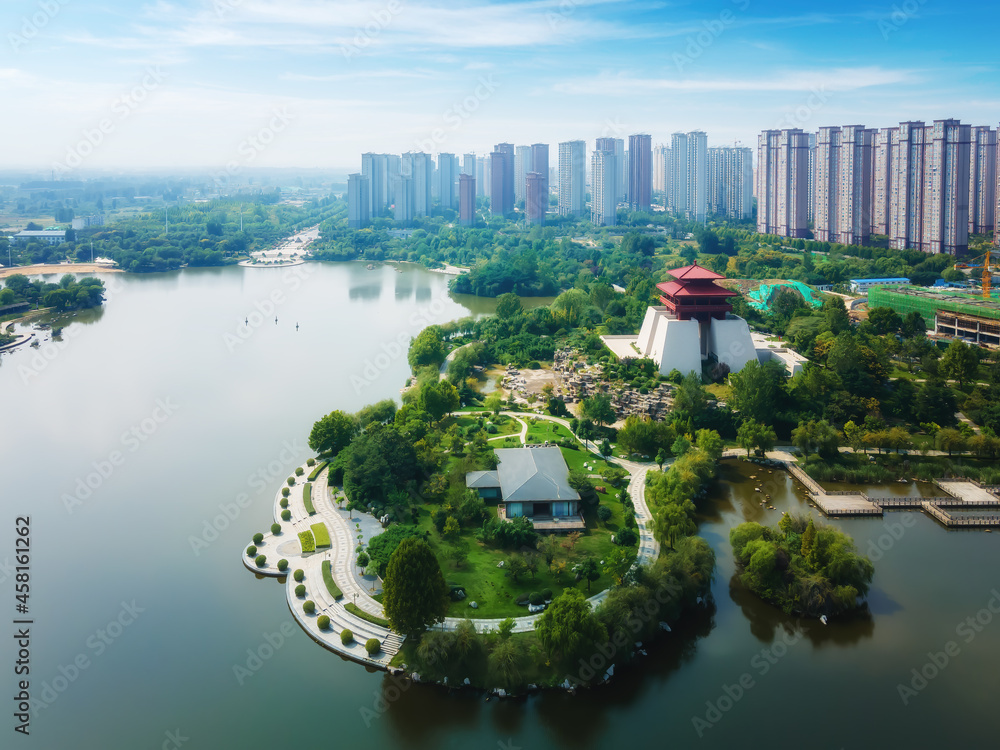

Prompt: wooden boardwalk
[{"left": 784, "top": 463, "right": 1000, "bottom": 528}]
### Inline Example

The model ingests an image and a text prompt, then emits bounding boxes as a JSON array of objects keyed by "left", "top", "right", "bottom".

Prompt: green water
[{"left": 0, "top": 263, "right": 996, "bottom": 748}]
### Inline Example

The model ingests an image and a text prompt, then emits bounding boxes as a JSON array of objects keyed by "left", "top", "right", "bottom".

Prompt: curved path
[{"left": 242, "top": 411, "right": 664, "bottom": 664}]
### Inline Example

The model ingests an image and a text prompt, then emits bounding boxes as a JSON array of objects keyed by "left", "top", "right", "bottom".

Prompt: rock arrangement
[{"left": 552, "top": 347, "right": 674, "bottom": 421}]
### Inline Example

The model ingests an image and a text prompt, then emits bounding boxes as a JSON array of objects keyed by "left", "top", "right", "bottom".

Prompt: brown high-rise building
[
  {"left": 756, "top": 129, "right": 809, "bottom": 238},
  {"left": 490, "top": 143, "right": 514, "bottom": 217},
  {"left": 969, "top": 126, "right": 996, "bottom": 235},
  {"left": 525, "top": 172, "right": 546, "bottom": 225},
  {"left": 835, "top": 125, "right": 875, "bottom": 246},
  {"left": 459, "top": 173, "right": 476, "bottom": 227},
  {"left": 531, "top": 143, "right": 549, "bottom": 210}
]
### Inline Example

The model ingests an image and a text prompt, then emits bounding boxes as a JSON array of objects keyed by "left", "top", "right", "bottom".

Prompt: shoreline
[{"left": 0, "top": 263, "right": 122, "bottom": 279}]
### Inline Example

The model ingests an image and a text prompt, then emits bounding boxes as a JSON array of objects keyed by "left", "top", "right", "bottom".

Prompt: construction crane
[{"left": 956, "top": 251, "right": 995, "bottom": 298}]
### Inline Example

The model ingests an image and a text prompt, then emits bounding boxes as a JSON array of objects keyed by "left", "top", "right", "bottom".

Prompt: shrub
[
  {"left": 529, "top": 592, "right": 544, "bottom": 605},
  {"left": 255, "top": 554, "right": 266, "bottom": 567},
  {"left": 597, "top": 505, "right": 612, "bottom": 523},
  {"left": 293, "top": 569, "right": 304, "bottom": 582},
  {"left": 281, "top": 509, "right": 291, "bottom": 521},
  {"left": 307, "top": 458, "right": 316, "bottom": 467},
  {"left": 281, "top": 487, "right": 290, "bottom": 497},
  {"left": 277, "top": 559, "right": 288, "bottom": 571},
  {"left": 541, "top": 588, "right": 553, "bottom": 600},
  {"left": 321, "top": 560, "right": 343, "bottom": 599},
  {"left": 246, "top": 545, "right": 257, "bottom": 557},
  {"left": 280, "top": 498, "right": 289, "bottom": 509},
  {"left": 252, "top": 533, "right": 263, "bottom": 544},
  {"left": 341, "top": 629, "right": 354, "bottom": 645},
  {"left": 615, "top": 528, "right": 639, "bottom": 546},
  {"left": 271, "top": 523, "right": 281, "bottom": 534},
  {"left": 515, "top": 593, "right": 529, "bottom": 605},
  {"left": 298, "top": 530, "right": 316, "bottom": 553},
  {"left": 295, "top": 467, "right": 304, "bottom": 476},
  {"left": 303, "top": 600, "right": 316, "bottom": 614},
  {"left": 287, "top": 477, "right": 295, "bottom": 486},
  {"left": 295, "top": 584, "right": 306, "bottom": 597},
  {"left": 317, "top": 615, "right": 330, "bottom": 629},
  {"left": 365, "top": 638, "right": 381, "bottom": 656}
]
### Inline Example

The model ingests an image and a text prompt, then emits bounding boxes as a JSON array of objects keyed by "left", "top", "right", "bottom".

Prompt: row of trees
[{"left": 1, "top": 273, "right": 105, "bottom": 312}]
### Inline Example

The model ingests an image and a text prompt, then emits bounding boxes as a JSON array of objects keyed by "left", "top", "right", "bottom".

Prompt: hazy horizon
[{"left": 3, "top": 0, "right": 997, "bottom": 174}]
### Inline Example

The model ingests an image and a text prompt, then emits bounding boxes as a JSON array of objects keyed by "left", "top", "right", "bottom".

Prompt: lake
[{"left": 0, "top": 262, "right": 996, "bottom": 748}]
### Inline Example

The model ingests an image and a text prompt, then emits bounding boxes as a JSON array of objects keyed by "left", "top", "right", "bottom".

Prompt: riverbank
[{"left": 0, "top": 262, "right": 121, "bottom": 279}]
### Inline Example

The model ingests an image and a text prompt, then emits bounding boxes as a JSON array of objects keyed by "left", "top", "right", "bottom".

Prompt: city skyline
[{"left": 3, "top": 0, "right": 998, "bottom": 173}]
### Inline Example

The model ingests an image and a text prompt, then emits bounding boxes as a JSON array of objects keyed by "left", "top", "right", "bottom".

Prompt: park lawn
[
  {"left": 524, "top": 419, "right": 574, "bottom": 444},
  {"left": 489, "top": 435, "right": 523, "bottom": 448},
  {"left": 558, "top": 445, "right": 617, "bottom": 476},
  {"left": 302, "top": 483, "right": 315, "bottom": 515},
  {"left": 705, "top": 382, "right": 732, "bottom": 401},
  {"left": 311, "top": 523, "right": 332, "bottom": 549},
  {"left": 451, "top": 414, "right": 521, "bottom": 437}
]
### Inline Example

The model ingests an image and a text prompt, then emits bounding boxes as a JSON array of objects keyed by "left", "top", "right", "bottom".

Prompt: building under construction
[{"left": 868, "top": 286, "right": 1000, "bottom": 346}]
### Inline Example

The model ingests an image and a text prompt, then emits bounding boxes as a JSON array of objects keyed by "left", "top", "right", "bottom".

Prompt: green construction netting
[{"left": 746, "top": 280, "right": 823, "bottom": 312}]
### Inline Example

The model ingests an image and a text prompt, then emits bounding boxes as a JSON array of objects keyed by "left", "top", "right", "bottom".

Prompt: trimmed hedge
[
  {"left": 295, "top": 584, "right": 306, "bottom": 597},
  {"left": 321, "top": 560, "right": 343, "bottom": 599},
  {"left": 246, "top": 545, "right": 257, "bottom": 557},
  {"left": 341, "top": 629, "right": 354, "bottom": 645},
  {"left": 303, "top": 483, "right": 315, "bottom": 515},
  {"left": 277, "top": 559, "right": 288, "bottom": 572},
  {"left": 345, "top": 603, "right": 389, "bottom": 628},
  {"left": 307, "top": 461, "right": 328, "bottom": 482},
  {"left": 271, "top": 523, "right": 281, "bottom": 534},
  {"left": 281, "top": 509, "right": 291, "bottom": 521},
  {"left": 255, "top": 554, "right": 266, "bottom": 567},
  {"left": 281, "top": 487, "right": 290, "bottom": 497},
  {"left": 317, "top": 615, "right": 330, "bottom": 630},
  {"left": 295, "top": 467, "right": 304, "bottom": 476},
  {"left": 252, "top": 533, "right": 263, "bottom": 544},
  {"left": 293, "top": 569, "right": 304, "bottom": 582},
  {"left": 287, "top": 477, "right": 295, "bottom": 486},
  {"left": 280, "top": 498, "right": 289, "bottom": 509},
  {"left": 298, "top": 530, "right": 316, "bottom": 553},
  {"left": 365, "top": 638, "right": 381, "bottom": 656},
  {"left": 303, "top": 600, "right": 316, "bottom": 614},
  {"left": 307, "top": 458, "right": 316, "bottom": 467},
  {"left": 310, "top": 522, "right": 331, "bottom": 549}
]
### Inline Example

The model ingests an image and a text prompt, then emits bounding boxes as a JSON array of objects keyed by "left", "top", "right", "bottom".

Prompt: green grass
[
  {"left": 321, "top": 560, "right": 342, "bottom": 599},
  {"left": 298, "top": 530, "right": 316, "bottom": 553},
  {"left": 558, "top": 445, "right": 617, "bottom": 476},
  {"left": 345, "top": 603, "right": 389, "bottom": 628},
  {"left": 303, "top": 483, "right": 315, "bottom": 515},
  {"left": 311, "top": 522, "right": 331, "bottom": 549},
  {"left": 524, "top": 418, "right": 574, "bottom": 444},
  {"left": 307, "top": 461, "right": 328, "bottom": 482}
]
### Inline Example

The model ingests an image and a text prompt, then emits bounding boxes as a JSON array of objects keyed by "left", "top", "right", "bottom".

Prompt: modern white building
[
  {"left": 557, "top": 140, "right": 586, "bottom": 217},
  {"left": 591, "top": 146, "right": 617, "bottom": 227}
]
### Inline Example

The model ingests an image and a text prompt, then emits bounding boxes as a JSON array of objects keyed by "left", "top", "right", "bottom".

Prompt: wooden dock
[{"left": 784, "top": 464, "right": 1000, "bottom": 528}]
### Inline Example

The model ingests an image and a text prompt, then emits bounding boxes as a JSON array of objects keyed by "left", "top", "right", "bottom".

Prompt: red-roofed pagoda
[{"left": 656, "top": 262, "right": 739, "bottom": 322}]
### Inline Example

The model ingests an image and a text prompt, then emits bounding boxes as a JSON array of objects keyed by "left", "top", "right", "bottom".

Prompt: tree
[
  {"left": 356, "top": 551, "right": 370, "bottom": 572},
  {"left": 382, "top": 538, "right": 449, "bottom": 635},
  {"left": 865, "top": 306, "right": 902, "bottom": 336},
  {"left": 356, "top": 399, "right": 397, "bottom": 427},
  {"left": 695, "top": 429, "right": 724, "bottom": 462},
  {"left": 658, "top": 501, "right": 696, "bottom": 549},
  {"left": 538, "top": 535, "right": 561, "bottom": 571},
  {"left": 737, "top": 418, "right": 776, "bottom": 457},
  {"left": 534, "top": 588, "right": 608, "bottom": 665},
  {"left": 494, "top": 292, "right": 523, "bottom": 320},
  {"left": 599, "top": 439, "right": 612, "bottom": 458},
  {"left": 577, "top": 556, "right": 601, "bottom": 592},
  {"left": 940, "top": 340, "right": 980, "bottom": 387},
  {"left": 308, "top": 410, "right": 358, "bottom": 456},
  {"left": 729, "top": 359, "right": 786, "bottom": 423},
  {"left": 483, "top": 391, "right": 504, "bottom": 415},
  {"left": 488, "top": 636, "right": 527, "bottom": 689},
  {"left": 935, "top": 427, "right": 967, "bottom": 456},
  {"left": 407, "top": 326, "right": 446, "bottom": 370},
  {"left": 603, "top": 547, "right": 633, "bottom": 586},
  {"left": 442, "top": 516, "right": 460, "bottom": 540},
  {"left": 418, "top": 379, "right": 460, "bottom": 421},
  {"left": 791, "top": 419, "right": 840, "bottom": 459},
  {"left": 581, "top": 394, "right": 615, "bottom": 427},
  {"left": 505, "top": 553, "right": 528, "bottom": 582},
  {"left": 655, "top": 448, "right": 667, "bottom": 469},
  {"left": 671, "top": 434, "right": 691, "bottom": 457},
  {"left": 800, "top": 518, "right": 817, "bottom": 558}
]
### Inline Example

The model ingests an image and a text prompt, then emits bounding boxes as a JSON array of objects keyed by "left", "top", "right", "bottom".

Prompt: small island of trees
[{"left": 730, "top": 515, "right": 875, "bottom": 618}]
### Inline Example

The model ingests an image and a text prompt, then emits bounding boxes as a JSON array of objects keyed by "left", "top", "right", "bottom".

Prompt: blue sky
[{"left": 1, "top": 0, "right": 997, "bottom": 174}]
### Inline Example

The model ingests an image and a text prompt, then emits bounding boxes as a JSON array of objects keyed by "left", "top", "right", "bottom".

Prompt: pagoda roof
[
  {"left": 657, "top": 280, "right": 738, "bottom": 298},
  {"left": 667, "top": 262, "right": 726, "bottom": 281}
]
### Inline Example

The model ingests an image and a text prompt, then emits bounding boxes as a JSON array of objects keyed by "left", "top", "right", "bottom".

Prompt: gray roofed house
[{"left": 466, "top": 446, "right": 584, "bottom": 532}]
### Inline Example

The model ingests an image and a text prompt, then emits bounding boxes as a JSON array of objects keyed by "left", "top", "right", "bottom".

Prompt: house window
[
  {"left": 552, "top": 502, "right": 569, "bottom": 517},
  {"left": 507, "top": 502, "right": 523, "bottom": 518}
]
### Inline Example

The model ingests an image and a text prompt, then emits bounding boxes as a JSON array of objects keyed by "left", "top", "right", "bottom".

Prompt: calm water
[{"left": 0, "top": 263, "right": 997, "bottom": 749}]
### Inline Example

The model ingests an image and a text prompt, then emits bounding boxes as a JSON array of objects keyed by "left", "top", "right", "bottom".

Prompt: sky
[{"left": 1, "top": 0, "right": 997, "bottom": 175}]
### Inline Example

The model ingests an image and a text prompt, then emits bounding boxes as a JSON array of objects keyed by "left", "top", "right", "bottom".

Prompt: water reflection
[{"left": 349, "top": 284, "right": 383, "bottom": 301}]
